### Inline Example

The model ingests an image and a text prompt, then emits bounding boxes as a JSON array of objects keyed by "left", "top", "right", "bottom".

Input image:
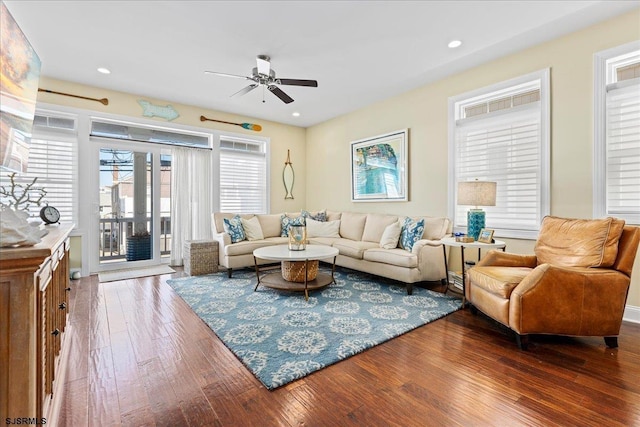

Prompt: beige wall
[{"left": 305, "top": 9, "right": 640, "bottom": 307}]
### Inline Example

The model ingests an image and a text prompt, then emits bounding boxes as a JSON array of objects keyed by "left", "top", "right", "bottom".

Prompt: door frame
[{"left": 89, "top": 137, "right": 165, "bottom": 273}]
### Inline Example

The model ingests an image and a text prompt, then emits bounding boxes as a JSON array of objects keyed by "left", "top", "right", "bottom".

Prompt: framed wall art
[{"left": 350, "top": 129, "right": 408, "bottom": 202}]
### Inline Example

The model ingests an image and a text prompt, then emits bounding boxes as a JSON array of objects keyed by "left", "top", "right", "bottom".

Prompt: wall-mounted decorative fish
[{"left": 137, "top": 100, "right": 179, "bottom": 121}]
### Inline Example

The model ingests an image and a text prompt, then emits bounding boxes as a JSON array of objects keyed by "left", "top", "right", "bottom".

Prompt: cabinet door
[{"left": 37, "top": 260, "right": 52, "bottom": 417}]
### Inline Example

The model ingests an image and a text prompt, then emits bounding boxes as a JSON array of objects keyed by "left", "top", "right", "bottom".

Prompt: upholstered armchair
[{"left": 466, "top": 216, "right": 640, "bottom": 350}]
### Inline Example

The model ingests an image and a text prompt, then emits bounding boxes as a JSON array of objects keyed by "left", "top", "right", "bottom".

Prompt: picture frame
[
  {"left": 478, "top": 228, "right": 495, "bottom": 244},
  {"left": 350, "top": 129, "right": 408, "bottom": 202}
]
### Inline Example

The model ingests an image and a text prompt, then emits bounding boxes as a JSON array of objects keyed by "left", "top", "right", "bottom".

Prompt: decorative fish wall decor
[{"left": 137, "top": 100, "right": 179, "bottom": 121}]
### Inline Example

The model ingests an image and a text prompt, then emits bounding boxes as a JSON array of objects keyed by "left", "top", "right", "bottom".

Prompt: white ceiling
[{"left": 5, "top": 1, "right": 639, "bottom": 127}]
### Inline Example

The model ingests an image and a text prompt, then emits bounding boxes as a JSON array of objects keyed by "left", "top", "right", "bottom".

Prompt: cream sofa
[{"left": 211, "top": 211, "right": 452, "bottom": 295}]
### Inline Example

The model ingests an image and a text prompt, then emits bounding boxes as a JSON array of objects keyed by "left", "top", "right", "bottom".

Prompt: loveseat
[{"left": 211, "top": 210, "right": 452, "bottom": 294}]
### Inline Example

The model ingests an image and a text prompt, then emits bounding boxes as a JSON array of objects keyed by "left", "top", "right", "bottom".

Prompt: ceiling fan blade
[
  {"left": 277, "top": 78, "right": 318, "bottom": 87},
  {"left": 230, "top": 84, "right": 258, "bottom": 97},
  {"left": 268, "top": 85, "right": 294, "bottom": 104},
  {"left": 256, "top": 55, "right": 271, "bottom": 76},
  {"left": 204, "top": 71, "right": 252, "bottom": 80}
]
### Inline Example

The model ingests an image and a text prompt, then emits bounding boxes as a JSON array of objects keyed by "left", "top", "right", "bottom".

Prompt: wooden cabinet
[{"left": 0, "top": 224, "right": 73, "bottom": 422}]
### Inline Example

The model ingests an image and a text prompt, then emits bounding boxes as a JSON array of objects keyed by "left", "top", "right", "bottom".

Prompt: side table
[
  {"left": 441, "top": 236, "right": 506, "bottom": 305},
  {"left": 184, "top": 240, "right": 219, "bottom": 276}
]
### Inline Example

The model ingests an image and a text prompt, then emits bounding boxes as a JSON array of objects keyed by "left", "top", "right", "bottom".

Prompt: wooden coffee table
[{"left": 253, "top": 245, "right": 339, "bottom": 301}]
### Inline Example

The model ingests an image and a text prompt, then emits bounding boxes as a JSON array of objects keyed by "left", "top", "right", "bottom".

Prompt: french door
[{"left": 90, "top": 140, "right": 171, "bottom": 272}]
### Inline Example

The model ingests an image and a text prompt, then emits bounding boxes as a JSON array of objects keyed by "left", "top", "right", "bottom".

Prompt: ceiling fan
[{"left": 205, "top": 55, "right": 318, "bottom": 104}]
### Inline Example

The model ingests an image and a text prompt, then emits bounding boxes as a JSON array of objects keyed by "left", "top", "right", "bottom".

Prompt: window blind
[
  {"left": 605, "top": 79, "right": 640, "bottom": 223},
  {"left": 455, "top": 104, "right": 542, "bottom": 233},
  {"left": 0, "top": 113, "right": 78, "bottom": 223},
  {"left": 219, "top": 139, "right": 267, "bottom": 214}
]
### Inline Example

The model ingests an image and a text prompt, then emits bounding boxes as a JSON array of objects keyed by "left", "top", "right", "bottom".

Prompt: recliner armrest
[{"left": 477, "top": 250, "right": 537, "bottom": 268}]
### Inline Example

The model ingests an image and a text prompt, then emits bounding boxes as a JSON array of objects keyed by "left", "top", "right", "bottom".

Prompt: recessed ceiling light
[
  {"left": 448, "top": 40, "right": 462, "bottom": 49},
  {"left": 97, "top": 67, "right": 111, "bottom": 74},
  {"left": 292, "top": 112, "right": 300, "bottom": 117}
]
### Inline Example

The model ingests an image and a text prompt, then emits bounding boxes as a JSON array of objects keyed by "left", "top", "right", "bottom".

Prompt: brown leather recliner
[{"left": 466, "top": 216, "right": 640, "bottom": 350}]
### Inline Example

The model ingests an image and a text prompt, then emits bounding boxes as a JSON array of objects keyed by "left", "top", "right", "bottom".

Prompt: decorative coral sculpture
[{"left": 0, "top": 172, "right": 47, "bottom": 211}]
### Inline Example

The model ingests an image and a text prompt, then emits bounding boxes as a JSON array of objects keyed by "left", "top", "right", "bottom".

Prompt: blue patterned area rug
[{"left": 166, "top": 267, "right": 462, "bottom": 390}]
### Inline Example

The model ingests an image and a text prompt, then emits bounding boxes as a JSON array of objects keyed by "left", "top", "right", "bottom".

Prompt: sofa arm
[
  {"left": 411, "top": 239, "right": 444, "bottom": 253},
  {"left": 213, "top": 232, "right": 231, "bottom": 249},
  {"left": 477, "top": 250, "right": 537, "bottom": 268},
  {"left": 509, "top": 264, "right": 631, "bottom": 336}
]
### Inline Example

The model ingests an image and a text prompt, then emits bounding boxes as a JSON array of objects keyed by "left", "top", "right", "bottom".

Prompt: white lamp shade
[{"left": 457, "top": 181, "right": 497, "bottom": 207}]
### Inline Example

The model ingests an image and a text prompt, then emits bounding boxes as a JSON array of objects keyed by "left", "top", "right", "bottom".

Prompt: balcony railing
[{"left": 99, "top": 216, "right": 171, "bottom": 262}]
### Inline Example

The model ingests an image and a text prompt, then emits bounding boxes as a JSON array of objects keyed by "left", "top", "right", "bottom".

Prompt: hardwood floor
[{"left": 55, "top": 269, "right": 640, "bottom": 426}]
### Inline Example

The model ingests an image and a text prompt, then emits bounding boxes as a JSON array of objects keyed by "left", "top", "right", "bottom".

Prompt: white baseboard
[{"left": 623, "top": 305, "right": 640, "bottom": 324}]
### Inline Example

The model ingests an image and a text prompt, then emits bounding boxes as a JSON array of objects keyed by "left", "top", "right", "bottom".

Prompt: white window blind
[
  {"left": 219, "top": 138, "right": 267, "bottom": 214},
  {"left": 0, "top": 112, "right": 78, "bottom": 222},
  {"left": 450, "top": 70, "right": 549, "bottom": 238},
  {"left": 594, "top": 43, "right": 640, "bottom": 225},
  {"left": 604, "top": 79, "right": 640, "bottom": 223}
]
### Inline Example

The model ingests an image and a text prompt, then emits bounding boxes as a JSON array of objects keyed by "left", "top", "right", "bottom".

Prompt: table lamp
[{"left": 457, "top": 180, "right": 496, "bottom": 240}]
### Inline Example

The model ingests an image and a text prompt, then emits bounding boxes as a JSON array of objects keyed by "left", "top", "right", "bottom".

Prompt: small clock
[{"left": 40, "top": 205, "right": 60, "bottom": 225}]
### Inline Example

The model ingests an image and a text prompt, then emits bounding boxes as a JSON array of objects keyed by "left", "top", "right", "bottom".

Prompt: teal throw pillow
[
  {"left": 302, "top": 210, "right": 327, "bottom": 222},
  {"left": 281, "top": 215, "right": 306, "bottom": 237},
  {"left": 399, "top": 217, "right": 425, "bottom": 251},
  {"left": 223, "top": 215, "right": 246, "bottom": 243}
]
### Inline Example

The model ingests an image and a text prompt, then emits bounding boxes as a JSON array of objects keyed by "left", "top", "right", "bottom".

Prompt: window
[
  {"left": 0, "top": 111, "right": 78, "bottom": 223},
  {"left": 448, "top": 69, "right": 550, "bottom": 239},
  {"left": 594, "top": 42, "right": 640, "bottom": 225},
  {"left": 219, "top": 137, "right": 268, "bottom": 213}
]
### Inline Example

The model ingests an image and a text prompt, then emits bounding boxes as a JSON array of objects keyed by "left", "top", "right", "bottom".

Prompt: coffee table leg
[
  {"left": 253, "top": 256, "right": 260, "bottom": 291},
  {"left": 330, "top": 256, "right": 337, "bottom": 284},
  {"left": 304, "top": 259, "right": 309, "bottom": 301}
]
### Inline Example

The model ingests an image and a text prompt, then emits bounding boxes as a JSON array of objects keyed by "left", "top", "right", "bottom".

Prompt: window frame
[
  {"left": 448, "top": 69, "right": 551, "bottom": 239},
  {"left": 593, "top": 41, "right": 640, "bottom": 225},
  {"left": 218, "top": 135, "right": 270, "bottom": 214}
]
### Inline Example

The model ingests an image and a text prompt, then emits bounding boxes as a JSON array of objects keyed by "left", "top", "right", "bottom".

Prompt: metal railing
[{"left": 99, "top": 216, "right": 171, "bottom": 261}]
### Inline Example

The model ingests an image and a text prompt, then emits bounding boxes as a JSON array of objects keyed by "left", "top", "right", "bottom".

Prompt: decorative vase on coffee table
[{"left": 288, "top": 225, "right": 306, "bottom": 251}]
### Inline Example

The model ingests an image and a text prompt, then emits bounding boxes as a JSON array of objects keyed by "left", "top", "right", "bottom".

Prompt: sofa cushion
[
  {"left": 308, "top": 237, "right": 339, "bottom": 246},
  {"left": 535, "top": 216, "right": 626, "bottom": 268},
  {"left": 362, "top": 214, "right": 400, "bottom": 243},
  {"left": 225, "top": 239, "right": 278, "bottom": 256},
  {"left": 364, "top": 248, "right": 418, "bottom": 268},
  {"left": 399, "top": 217, "right": 425, "bottom": 251},
  {"left": 379, "top": 221, "right": 402, "bottom": 249},
  {"left": 332, "top": 239, "right": 378, "bottom": 259},
  {"left": 307, "top": 218, "right": 341, "bottom": 238},
  {"left": 223, "top": 215, "right": 246, "bottom": 243},
  {"left": 302, "top": 209, "right": 327, "bottom": 222},
  {"left": 240, "top": 216, "right": 264, "bottom": 241},
  {"left": 326, "top": 210, "right": 342, "bottom": 221},
  {"left": 256, "top": 214, "right": 282, "bottom": 238},
  {"left": 468, "top": 266, "right": 533, "bottom": 299},
  {"left": 339, "top": 212, "right": 368, "bottom": 241},
  {"left": 280, "top": 214, "right": 306, "bottom": 237},
  {"left": 422, "top": 217, "right": 451, "bottom": 240},
  {"left": 213, "top": 212, "right": 254, "bottom": 234}
]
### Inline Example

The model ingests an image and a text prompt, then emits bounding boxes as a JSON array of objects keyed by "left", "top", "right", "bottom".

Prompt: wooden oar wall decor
[
  {"left": 38, "top": 88, "right": 109, "bottom": 105},
  {"left": 200, "top": 115, "right": 262, "bottom": 132}
]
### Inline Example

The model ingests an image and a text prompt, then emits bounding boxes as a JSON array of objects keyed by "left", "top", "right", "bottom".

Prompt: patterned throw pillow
[
  {"left": 399, "top": 217, "right": 425, "bottom": 251},
  {"left": 223, "top": 215, "right": 246, "bottom": 243},
  {"left": 280, "top": 215, "right": 306, "bottom": 237},
  {"left": 302, "top": 209, "right": 327, "bottom": 222}
]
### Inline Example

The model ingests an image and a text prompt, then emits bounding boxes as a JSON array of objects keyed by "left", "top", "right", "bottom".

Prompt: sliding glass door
[{"left": 93, "top": 141, "right": 171, "bottom": 271}]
